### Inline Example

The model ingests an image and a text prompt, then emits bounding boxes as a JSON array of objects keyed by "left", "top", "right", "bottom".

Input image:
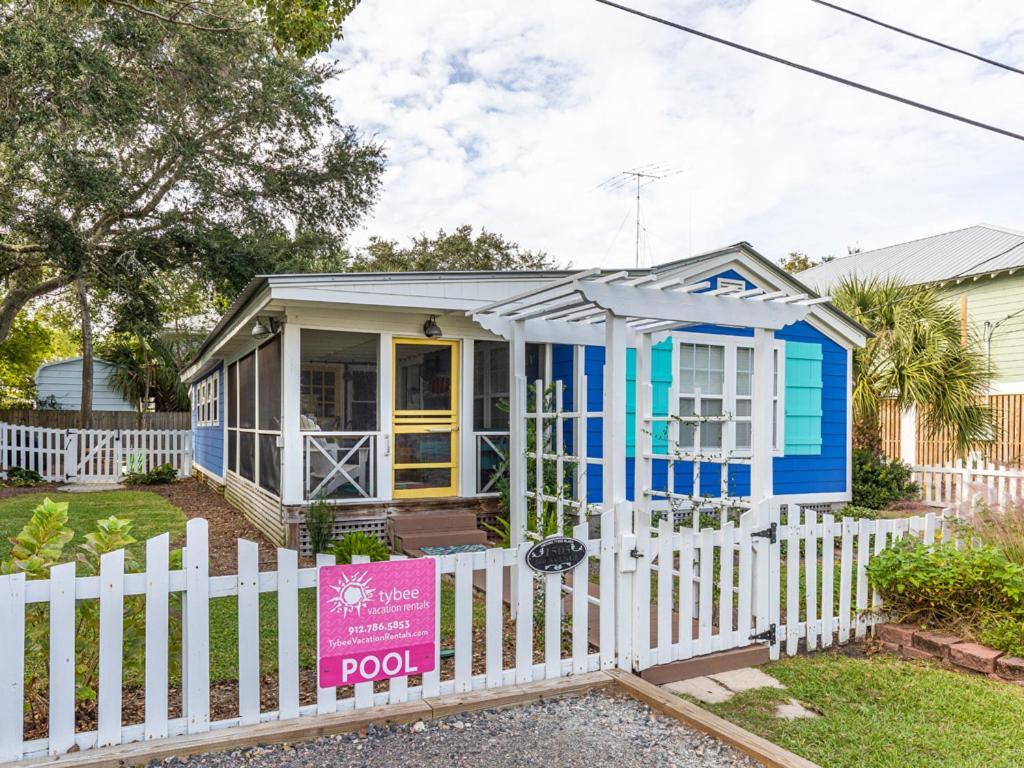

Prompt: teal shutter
[
  {"left": 651, "top": 339, "right": 672, "bottom": 453},
  {"left": 626, "top": 342, "right": 672, "bottom": 459},
  {"left": 626, "top": 348, "right": 636, "bottom": 458},
  {"left": 784, "top": 341, "right": 823, "bottom": 455}
]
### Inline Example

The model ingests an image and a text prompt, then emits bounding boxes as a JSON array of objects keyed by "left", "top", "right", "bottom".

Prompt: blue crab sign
[{"left": 524, "top": 536, "right": 588, "bottom": 574}]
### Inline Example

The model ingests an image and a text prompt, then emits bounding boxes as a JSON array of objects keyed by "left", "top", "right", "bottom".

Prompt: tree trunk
[{"left": 77, "top": 278, "right": 94, "bottom": 429}]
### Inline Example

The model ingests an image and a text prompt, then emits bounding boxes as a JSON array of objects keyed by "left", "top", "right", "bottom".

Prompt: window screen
[
  {"left": 227, "top": 362, "right": 238, "bottom": 428},
  {"left": 258, "top": 434, "right": 280, "bottom": 495},
  {"left": 237, "top": 353, "right": 255, "bottom": 429},
  {"left": 258, "top": 336, "right": 281, "bottom": 431},
  {"left": 238, "top": 431, "right": 255, "bottom": 482}
]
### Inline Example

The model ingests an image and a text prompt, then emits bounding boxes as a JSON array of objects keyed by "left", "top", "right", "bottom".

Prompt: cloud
[{"left": 325, "top": 0, "right": 1024, "bottom": 268}]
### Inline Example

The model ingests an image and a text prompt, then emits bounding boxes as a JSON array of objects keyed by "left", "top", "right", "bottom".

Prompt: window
[
  {"left": 299, "top": 330, "right": 378, "bottom": 432},
  {"left": 474, "top": 340, "right": 510, "bottom": 431},
  {"left": 676, "top": 334, "right": 784, "bottom": 456},
  {"left": 225, "top": 338, "right": 283, "bottom": 496},
  {"left": 196, "top": 376, "right": 219, "bottom": 427}
]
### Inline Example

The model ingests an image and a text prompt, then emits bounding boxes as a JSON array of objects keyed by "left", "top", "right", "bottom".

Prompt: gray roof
[{"left": 798, "top": 224, "right": 1024, "bottom": 292}]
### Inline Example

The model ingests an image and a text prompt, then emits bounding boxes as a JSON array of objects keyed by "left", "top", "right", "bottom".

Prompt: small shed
[{"left": 34, "top": 358, "right": 135, "bottom": 412}]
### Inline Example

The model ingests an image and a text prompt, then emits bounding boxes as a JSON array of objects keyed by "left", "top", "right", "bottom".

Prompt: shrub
[
  {"left": 331, "top": 531, "right": 389, "bottom": 564},
  {"left": 852, "top": 449, "right": 919, "bottom": 509},
  {"left": 304, "top": 499, "right": 335, "bottom": 555},
  {"left": 979, "top": 615, "right": 1024, "bottom": 657},
  {"left": 836, "top": 504, "right": 880, "bottom": 520},
  {"left": 6, "top": 466, "right": 43, "bottom": 487},
  {"left": 866, "top": 538, "right": 1024, "bottom": 629},
  {"left": 123, "top": 462, "right": 177, "bottom": 485},
  {"left": 969, "top": 500, "right": 1024, "bottom": 567}
]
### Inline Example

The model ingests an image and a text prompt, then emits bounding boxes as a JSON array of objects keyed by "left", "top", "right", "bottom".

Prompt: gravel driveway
[{"left": 151, "top": 691, "right": 760, "bottom": 768}]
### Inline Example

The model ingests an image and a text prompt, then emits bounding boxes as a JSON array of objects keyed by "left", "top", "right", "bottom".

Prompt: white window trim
[
  {"left": 196, "top": 376, "right": 220, "bottom": 428},
  {"left": 670, "top": 330, "right": 785, "bottom": 458}
]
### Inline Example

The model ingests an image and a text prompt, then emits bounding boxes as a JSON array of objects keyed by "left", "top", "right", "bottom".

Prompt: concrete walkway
[{"left": 663, "top": 667, "right": 819, "bottom": 720}]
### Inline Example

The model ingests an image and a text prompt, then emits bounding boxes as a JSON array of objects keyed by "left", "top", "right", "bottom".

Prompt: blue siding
[
  {"left": 192, "top": 365, "right": 224, "bottom": 477},
  {"left": 533, "top": 267, "right": 849, "bottom": 503}
]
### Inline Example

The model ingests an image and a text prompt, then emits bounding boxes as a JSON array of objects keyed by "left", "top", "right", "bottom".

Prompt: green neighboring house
[{"left": 799, "top": 223, "right": 1024, "bottom": 466}]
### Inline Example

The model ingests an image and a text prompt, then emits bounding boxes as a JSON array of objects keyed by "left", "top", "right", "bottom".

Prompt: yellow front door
[{"left": 392, "top": 338, "right": 459, "bottom": 498}]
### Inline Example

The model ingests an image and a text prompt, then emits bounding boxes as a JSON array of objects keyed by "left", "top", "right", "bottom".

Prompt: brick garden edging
[{"left": 876, "top": 624, "right": 1024, "bottom": 683}]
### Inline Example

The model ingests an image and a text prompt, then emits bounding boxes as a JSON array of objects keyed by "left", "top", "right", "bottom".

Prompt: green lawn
[
  {"left": 0, "top": 490, "right": 187, "bottom": 563},
  {"left": 701, "top": 652, "right": 1024, "bottom": 768}
]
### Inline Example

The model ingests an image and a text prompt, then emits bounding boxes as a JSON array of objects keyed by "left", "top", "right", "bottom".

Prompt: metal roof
[{"left": 798, "top": 224, "right": 1024, "bottom": 292}]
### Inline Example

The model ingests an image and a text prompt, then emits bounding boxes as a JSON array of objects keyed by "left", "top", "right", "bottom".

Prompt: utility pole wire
[
  {"left": 811, "top": 0, "right": 1024, "bottom": 77},
  {"left": 591, "top": 0, "right": 1024, "bottom": 143}
]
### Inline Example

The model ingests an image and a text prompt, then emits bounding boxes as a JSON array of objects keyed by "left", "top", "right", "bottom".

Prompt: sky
[{"left": 324, "top": 0, "right": 1024, "bottom": 271}]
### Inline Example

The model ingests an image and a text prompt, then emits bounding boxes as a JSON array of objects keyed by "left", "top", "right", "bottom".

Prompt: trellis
[{"left": 470, "top": 268, "right": 828, "bottom": 550}]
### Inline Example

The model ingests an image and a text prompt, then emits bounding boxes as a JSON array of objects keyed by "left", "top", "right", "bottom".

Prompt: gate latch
[
  {"left": 751, "top": 522, "right": 777, "bottom": 544},
  {"left": 618, "top": 532, "right": 638, "bottom": 573},
  {"left": 749, "top": 624, "right": 777, "bottom": 645}
]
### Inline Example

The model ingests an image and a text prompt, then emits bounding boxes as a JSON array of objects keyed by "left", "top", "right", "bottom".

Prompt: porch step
[
  {"left": 639, "top": 645, "right": 770, "bottom": 686},
  {"left": 394, "top": 530, "right": 489, "bottom": 553},
  {"left": 390, "top": 510, "right": 480, "bottom": 535}
]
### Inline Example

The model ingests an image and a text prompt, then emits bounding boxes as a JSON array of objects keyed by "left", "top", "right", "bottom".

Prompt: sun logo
[{"left": 327, "top": 571, "right": 375, "bottom": 616}]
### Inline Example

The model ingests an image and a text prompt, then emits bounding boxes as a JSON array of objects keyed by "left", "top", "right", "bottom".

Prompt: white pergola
[{"left": 468, "top": 269, "right": 830, "bottom": 549}]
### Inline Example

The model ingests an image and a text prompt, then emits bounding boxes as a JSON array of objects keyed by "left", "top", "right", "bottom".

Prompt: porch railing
[
  {"left": 475, "top": 431, "right": 508, "bottom": 494},
  {"left": 303, "top": 432, "right": 378, "bottom": 502}
]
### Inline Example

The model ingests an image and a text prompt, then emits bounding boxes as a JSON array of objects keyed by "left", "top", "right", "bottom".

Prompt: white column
[
  {"left": 280, "top": 319, "right": 302, "bottom": 505},
  {"left": 750, "top": 327, "right": 775, "bottom": 511},
  {"left": 378, "top": 332, "right": 393, "bottom": 501},
  {"left": 573, "top": 345, "right": 587, "bottom": 511},
  {"left": 509, "top": 321, "right": 528, "bottom": 549},
  {"left": 899, "top": 405, "right": 917, "bottom": 467},
  {"left": 603, "top": 313, "right": 628, "bottom": 508},
  {"left": 634, "top": 333, "right": 653, "bottom": 515},
  {"left": 459, "top": 339, "right": 476, "bottom": 497}
]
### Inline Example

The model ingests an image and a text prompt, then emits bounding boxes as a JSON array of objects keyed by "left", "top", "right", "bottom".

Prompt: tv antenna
[{"left": 597, "top": 163, "right": 683, "bottom": 267}]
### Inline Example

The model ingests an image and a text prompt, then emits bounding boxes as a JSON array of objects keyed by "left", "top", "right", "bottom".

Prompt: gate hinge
[
  {"left": 751, "top": 522, "right": 777, "bottom": 544},
  {"left": 750, "top": 624, "right": 777, "bottom": 645}
]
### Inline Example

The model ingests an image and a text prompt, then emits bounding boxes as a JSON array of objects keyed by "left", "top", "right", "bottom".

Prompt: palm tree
[{"left": 832, "top": 276, "right": 992, "bottom": 456}]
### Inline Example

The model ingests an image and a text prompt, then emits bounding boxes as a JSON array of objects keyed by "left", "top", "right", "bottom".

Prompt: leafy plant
[
  {"left": 5, "top": 466, "right": 43, "bottom": 487},
  {"left": 1, "top": 497, "right": 73, "bottom": 578},
  {"left": 0, "top": 501, "right": 180, "bottom": 722},
  {"left": 123, "top": 463, "right": 177, "bottom": 485},
  {"left": 331, "top": 531, "right": 389, "bottom": 564},
  {"left": 852, "top": 449, "right": 919, "bottom": 509},
  {"left": 866, "top": 539, "right": 1024, "bottom": 631},
  {"left": 304, "top": 499, "right": 335, "bottom": 555},
  {"left": 836, "top": 504, "right": 881, "bottom": 521}
]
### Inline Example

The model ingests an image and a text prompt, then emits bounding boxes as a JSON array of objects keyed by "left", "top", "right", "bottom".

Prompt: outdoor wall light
[
  {"left": 251, "top": 316, "right": 280, "bottom": 341},
  {"left": 423, "top": 315, "right": 443, "bottom": 338}
]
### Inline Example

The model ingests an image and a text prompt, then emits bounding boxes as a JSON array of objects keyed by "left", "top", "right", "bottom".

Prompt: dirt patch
[
  {"left": 0, "top": 481, "right": 62, "bottom": 501},
  {"left": 140, "top": 478, "right": 278, "bottom": 574}
]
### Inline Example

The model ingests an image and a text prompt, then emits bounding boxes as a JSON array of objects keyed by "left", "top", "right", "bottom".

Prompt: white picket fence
[
  {"left": 0, "top": 510, "right": 617, "bottom": 762},
  {"left": 0, "top": 502, "right": 955, "bottom": 764},
  {"left": 0, "top": 423, "right": 192, "bottom": 483},
  {"left": 631, "top": 505, "right": 946, "bottom": 669},
  {"left": 914, "top": 459, "right": 1024, "bottom": 509}
]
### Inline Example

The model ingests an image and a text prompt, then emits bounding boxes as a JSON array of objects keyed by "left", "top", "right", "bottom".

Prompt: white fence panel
[{"left": 0, "top": 422, "right": 191, "bottom": 483}]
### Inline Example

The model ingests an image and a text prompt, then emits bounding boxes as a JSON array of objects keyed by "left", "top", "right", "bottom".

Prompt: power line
[
  {"left": 591, "top": 0, "right": 1024, "bottom": 143},
  {"left": 811, "top": 0, "right": 1024, "bottom": 77}
]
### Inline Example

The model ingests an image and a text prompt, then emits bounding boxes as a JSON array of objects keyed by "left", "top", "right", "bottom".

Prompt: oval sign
[{"left": 525, "top": 536, "right": 588, "bottom": 574}]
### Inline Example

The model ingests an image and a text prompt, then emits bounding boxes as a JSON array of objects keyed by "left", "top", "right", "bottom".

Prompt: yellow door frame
[{"left": 392, "top": 338, "right": 459, "bottom": 498}]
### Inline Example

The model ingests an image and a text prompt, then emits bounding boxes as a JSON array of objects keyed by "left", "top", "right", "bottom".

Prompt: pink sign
[{"left": 317, "top": 558, "right": 436, "bottom": 687}]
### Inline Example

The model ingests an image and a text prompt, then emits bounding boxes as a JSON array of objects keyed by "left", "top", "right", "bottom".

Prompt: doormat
[{"left": 419, "top": 544, "right": 489, "bottom": 556}]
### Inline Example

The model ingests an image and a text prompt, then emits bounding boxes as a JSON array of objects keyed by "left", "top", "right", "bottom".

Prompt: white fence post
[
  {"left": 0, "top": 573, "right": 25, "bottom": 762},
  {"left": 183, "top": 519, "right": 210, "bottom": 734}
]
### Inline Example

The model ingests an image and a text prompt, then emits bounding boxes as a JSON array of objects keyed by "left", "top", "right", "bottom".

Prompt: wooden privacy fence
[
  {"left": 0, "top": 500, "right": 950, "bottom": 763},
  {"left": 0, "top": 410, "right": 190, "bottom": 430},
  {"left": 0, "top": 423, "right": 192, "bottom": 483},
  {"left": 914, "top": 460, "right": 1024, "bottom": 509}
]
